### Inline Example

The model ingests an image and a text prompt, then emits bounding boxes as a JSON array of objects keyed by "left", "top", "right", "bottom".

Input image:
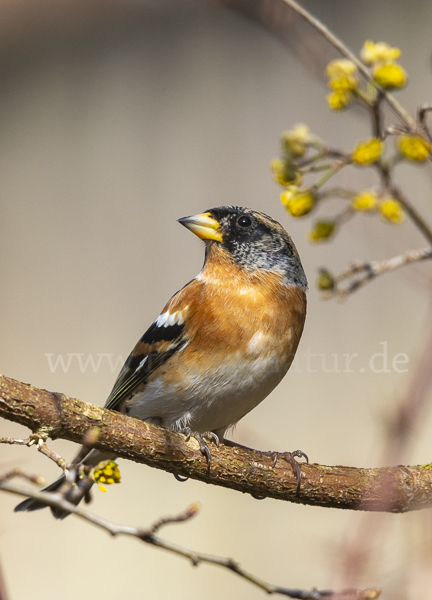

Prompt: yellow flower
[
  {"left": 280, "top": 186, "right": 315, "bottom": 216},
  {"left": 281, "top": 123, "right": 311, "bottom": 157},
  {"left": 270, "top": 157, "right": 302, "bottom": 186},
  {"left": 398, "top": 135, "right": 431, "bottom": 162},
  {"left": 92, "top": 460, "right": 121, "bottom": 492},
  {"left": 326, "top": 59, "right": 357, "bottom": 110},
  {"left": 326, "top": 59, "right": 357, "bottom": 78},
  {"left": 328, "top": 75, "right": 357, "bottom": 92},
  {"left": 379, "top": 198, "right": 405, "bottom": 224},
  {"left": 308, "top": 220, "right": 336, "bottom": 242},
  {"left": 352, "top": 191, "right": 378, "bottom": 212},
  {"left": 352, "top": 138, "right": 383, "bottom": 165},
  {"left": 373, "top": 63, "right": 407, "bottom": 88},
  {"left": 327, "top": 91, "right": 351, "bottom": 111},
  {"left": 316, "top": 269, "right": 335, "bottom": 291},
  {"left": 360, "top": 40, "right": 401, "bottom": 65}
]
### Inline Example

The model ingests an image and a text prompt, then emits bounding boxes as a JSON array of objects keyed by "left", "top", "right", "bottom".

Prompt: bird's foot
[
  {"left": 265, "top": 449, "right": 309, "bottom": 494},
  {"left": 222, "top": 439, "right": 308, "bottom": 498},
  {"left": 178, "top": 428, "right": 219, "bottom": 473}
]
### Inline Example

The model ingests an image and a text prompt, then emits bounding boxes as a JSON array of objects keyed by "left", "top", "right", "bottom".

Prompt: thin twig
[
  {"left": 149, "top": 503, "right": 202, "bottom": 534},
  {"left": 319, "top": 187, "right": 357, "bottom": 200},
  {"left": 321, "top": 247, "right": 432, "bottom": 299},
  {"left": 2, "top": 478, "right": 379, "bottom": 600},
  {"left": 0, "top": 467, "right": 45, "bottom": 486},
  {"left": 0, "top": 436, "right": 28, "bottom": 446},
  {"left": 312, "top": 159, "right": 349, "bottom": 189},
  {"left": 371, "top": 91, "right": 384, "bottom": 138},
  {"left": 37, "top": 441, "right": 68, "bottom": 470},
  {"left": 1, "top": 435, "right": 68, "bottom": 470},
  {"left": 390, "top": 187, "right": 432, "bottom": 245},
  {"left": 418, "top": 104, "right": 432, "bottom": 143}
]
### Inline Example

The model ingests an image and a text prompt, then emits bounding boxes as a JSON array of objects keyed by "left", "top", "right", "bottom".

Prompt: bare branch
[
  {"left": 148, "top": 502, "right": 202, "bottom": 534},
  {"left": 35, "top": 440, "right": 68, "bottom": 470},
  {"left": 0, "top": 467, "right": 45, "bottom": 486},
  {"left": 320, "top": 247, "right": 432, "bottom": 299},
  {"left": 389, "top": 188, "right": 432, "bottom": 245},
  {"left": 2, "top": 375, "right": 432, "bottom": 512},
  {"left": 1, "top": 477, "right": 380, "bottom": 600},
  {"left": 1, "top": 433, "right": 68, "bottom": 470},
  {"left": 0, "top": 436, "right": 29, "bottom": 445},
  {"left": 418, "top": 104, "right": 432, "bottom": 143}
]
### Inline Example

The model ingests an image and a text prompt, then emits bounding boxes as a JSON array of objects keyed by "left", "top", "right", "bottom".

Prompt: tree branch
[
  {"left": 2, "top": 374, "right": 432, "bottom": 513},
  {"left": 320, "top": 247, "right": 432, "bottom": 299}
]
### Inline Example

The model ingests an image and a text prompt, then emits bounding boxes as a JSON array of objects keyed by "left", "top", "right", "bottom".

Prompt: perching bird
[{"left": 15, "top": 206, "right": 307, "bottom": 517}]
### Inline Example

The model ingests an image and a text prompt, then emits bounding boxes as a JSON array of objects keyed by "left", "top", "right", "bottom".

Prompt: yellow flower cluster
[
  {"left": 316, "top": 269, "right": 335, "bottom": 291},
  {"left": 271, "top": 124, "right": 313, "bottom": 186},
  {"left": 374, "top": 63, "right": 407, "bottom": 88},
  {"left": 92, "top": 460, "right": 121, "bottom": 492},
  {"left": 352, "top": 138, "right": 383, "bottom": 165},
  {"left": 272, "top": 40, "right": 412, "bottom": 244},
  {"left": 326, "top": 59, "right": 358, "bottom": 111},
  {"left": 281, "top": 123, "right": 311, "bottom": 158},
  {"left": 280, "top": 186, "right": 315, "bottom": 216},
  {"left": 360, "top": 40, "right": 400, "bottom": 64},
  {"left": 308, "top": 220, "right": 336, "bottom": 242},
  {"left": 360, "top": 40, "right": 407, "bottom": 89},
  {"left": 398, "top": 135, "right": 431, "bottom": 162},
  {"left": 271, "top": 157, "right": 302, "bottom": 186},
  {"left": 379, "top": 198, "right": 405, "bottom": 224},
  {"left": 325, "top": 39, "right": 407, "bottom": 113},
  {"left": 351, "top": 190, "right": 405, "bottom": 224},
  {"left": 352, "top": 191, "right": 377, "bottom": 211}
]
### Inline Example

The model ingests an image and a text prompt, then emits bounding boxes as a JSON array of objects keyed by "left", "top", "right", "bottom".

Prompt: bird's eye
[{"left": 237, "top": 216, "right": 252, "bottom": 228}]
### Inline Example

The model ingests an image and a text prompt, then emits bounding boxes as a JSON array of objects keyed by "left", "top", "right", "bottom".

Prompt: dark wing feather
[{"left": 104, "top": 318, "right": 187, "bottom": 412}]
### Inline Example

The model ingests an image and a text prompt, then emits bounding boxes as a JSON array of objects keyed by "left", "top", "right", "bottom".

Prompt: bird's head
[{"left": 178, "top": 206, "right": 307, "bottom": 289}]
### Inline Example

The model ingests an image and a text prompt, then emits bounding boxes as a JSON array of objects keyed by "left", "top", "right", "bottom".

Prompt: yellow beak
[{"left": 178, "top": 212, "right": 223, "bottom": 242}]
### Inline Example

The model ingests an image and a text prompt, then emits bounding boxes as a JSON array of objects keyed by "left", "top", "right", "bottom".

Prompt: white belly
[{"left": 126, "top": 350, "right": 288, "bottom": 436}]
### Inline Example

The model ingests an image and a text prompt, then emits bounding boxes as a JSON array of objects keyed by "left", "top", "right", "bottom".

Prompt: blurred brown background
[{"left": 1, "top": 1, "right": 432, "bottom": 598}]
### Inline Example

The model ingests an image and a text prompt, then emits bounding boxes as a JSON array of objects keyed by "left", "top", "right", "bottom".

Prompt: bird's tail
[
  {"left": 14, "top": 449, "right": 115, "bottom": 519},
  {"left": 14, "top": 472, "right": 93, "bottom": 519}
]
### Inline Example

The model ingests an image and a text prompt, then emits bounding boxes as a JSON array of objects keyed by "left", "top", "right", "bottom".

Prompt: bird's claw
[
  {"left": 178, "top": 428, "right": 220, "bottom": 473},
  {"left": 270, "top": 449, "right": 309, "bottom": 468},
  {"left": 266, "top": 449, "right": 309, "bottom": 495}
]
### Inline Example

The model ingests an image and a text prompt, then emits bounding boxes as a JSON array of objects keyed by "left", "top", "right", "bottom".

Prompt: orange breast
[
  {"left": 168, "top": 258, "right": 306, "bottom": 371},
  {"left": 126, "top": 254, "right": 307, "bottom": 434}
]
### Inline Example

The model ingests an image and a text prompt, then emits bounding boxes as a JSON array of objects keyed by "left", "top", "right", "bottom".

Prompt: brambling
[{"left": 16, "top": 206, "right": 307, "bottom": 517}]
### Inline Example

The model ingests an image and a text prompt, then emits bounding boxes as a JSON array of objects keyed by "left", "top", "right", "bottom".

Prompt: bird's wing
[{"left": 104, "top": 281, "right": 194, "bottom": 412}]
